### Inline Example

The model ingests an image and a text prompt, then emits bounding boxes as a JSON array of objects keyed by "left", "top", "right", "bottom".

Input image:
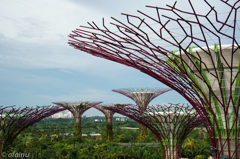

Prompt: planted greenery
[
  {"left": 10, "top": 123, "right": 210, "bottom": 159},
  {"left": 166, "top": 45, "right": 240, "bottom": 138}
]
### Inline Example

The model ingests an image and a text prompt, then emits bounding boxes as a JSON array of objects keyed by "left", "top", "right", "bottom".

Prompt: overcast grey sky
[{"left": 0, "top": 0, "right": 237, "bottom": 116}]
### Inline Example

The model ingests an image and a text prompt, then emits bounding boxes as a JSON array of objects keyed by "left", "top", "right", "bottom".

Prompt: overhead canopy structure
[
  {"left": 112, "top": 88, "right": 171, "bottom": 110},
  {"left": 0, "top": 105, "right": 66, "bottom": 152},
  {"left": 52, "top": 101, "right": 102, "bottom": 139},
  {"left": 112, "top": 88, "right": 171, "bottom": 142},
  {"left": 68, "top": 1, "right": 240, "bottom": 158},
  {"left": 168, "top": 44, "right": 240, "bottom": 158},
  {"left": 104, "top": 103, "right": 202, "bottom": 159}
]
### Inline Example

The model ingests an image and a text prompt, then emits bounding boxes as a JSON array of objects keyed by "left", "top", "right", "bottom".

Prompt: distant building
[
  {"left": 58, "top": 112, "right": 64, "bottom": 118},
  {"left": 67, "top": 112, "right": 73, "bottom": 118},
  {"left": 53, "top": 114, "right": 60, "bottom": 119},
  {"left": 52, "top": 111, "right": 73, "bottom": 119},
  {"left": 64, "top": 114, "right": 69, "bottom": 118},
  {"left": 52, "top": 113, "right": 130, "bottom": 120},
  {"left": 115, "top": 117, "right": 125, "bottom": 121},
  {"left": 120, "top": 118, "right": 125, "bottom": 121}
]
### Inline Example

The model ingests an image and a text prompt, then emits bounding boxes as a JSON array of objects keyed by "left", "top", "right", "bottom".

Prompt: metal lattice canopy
[
  {"left": 52, "top": 101, "right": 103, "bottom": 117},
  {"left": 52, "top": 101, "right": 102, "bottom": 137},
  {"left": 0, "top": 105, "right": 66, "bottom": 152},
  {"left": 92, "top": 103, "right": 130, "bottom": 119},
  {"left": 104, "top": 103, "right": 202, "bottom": 159},
  {"left": 112, "top": 88, "right": 171, "bottom": 142},
  {"left": 112, "top": 88, "right": 171, "bottom": 110},
  {"left": 68, "top": 1, "right": 240, "bottom": 158}
]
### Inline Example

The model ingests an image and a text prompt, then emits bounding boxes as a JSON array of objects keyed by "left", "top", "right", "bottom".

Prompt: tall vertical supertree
[
  {"left": 91, "top": 103, "right": 129, "bottom": 142},
  {"left": 0, "top": 105, "right": 66, "bottom": 153},
  {"left": 104, "top": 103, "right": 202, "bottom": 159},
  {"left": 112, "top": 88, "right": 171, "bottom": 142},
  {"left": 52, "top": 101, "right": 102, "bottom": 139},
  {"left": 68, "top": 1, "right": 240, "bottom": 158}
]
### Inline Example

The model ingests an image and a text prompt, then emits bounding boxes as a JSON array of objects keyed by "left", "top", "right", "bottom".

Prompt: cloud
[
  {"left": 59, "top": 69, "right": 73, "bottom": 74},
  {"left": 0, "top": 0, "right": 135, "bottom": 74},
  {"left": 0, "top": 0, "right": 233, "bottom": 117},
  {"left": 0, "top": 0, "right": 110, "bottom": 44},
  {"left": 0, "top": 39, "right": 130, "bottom": 76},
  {"left": 0, "top": 0, "right": 228, "bottom": 72}
]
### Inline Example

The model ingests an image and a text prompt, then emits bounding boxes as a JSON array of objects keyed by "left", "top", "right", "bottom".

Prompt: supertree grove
[
  {"left": 91, "top": 103, "right": 129, "bottom": 142},
  {"left": 0, "top": 105, "right": 66, "bottom": 153},
  {"left": 52, "top": 101, "right": 102, "bottom": 139},
  {"left": 68, "top": 1, "right": 240, "bottom": 158},
  {"left": 112, "top": 87, "right": 171, "bottom": 142},
  {"left": 104, "top": 103, "right": 202, "bottom": 159}
]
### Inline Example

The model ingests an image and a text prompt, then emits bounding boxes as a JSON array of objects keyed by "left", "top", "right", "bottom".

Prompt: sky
[{"left": 0, "top": 0, "right": 237, "bottom": 117}]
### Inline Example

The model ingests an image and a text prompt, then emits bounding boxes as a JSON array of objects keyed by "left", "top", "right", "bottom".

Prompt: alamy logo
[{"left": 1, "top": 152, "right": 30, "bottom": 158}]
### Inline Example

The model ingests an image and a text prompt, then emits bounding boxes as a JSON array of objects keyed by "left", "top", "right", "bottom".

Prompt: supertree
[
  {"left": 91, "top": 103, "right": 129, "bottom": 142},
  {"left": 0, "top": 105, "right": 66, "bottom": 153},
  {"left": 104, "top": 103, "right": 202, "bottom": 159},
  {"left": 112, "top": 87, "right": 171, "bottom": 142},
  {"left": 52, "top": 101, "right": 102, "bottom": 138},
  {"left": 68, "top": 1, "right": 240, "bottom": 158}
]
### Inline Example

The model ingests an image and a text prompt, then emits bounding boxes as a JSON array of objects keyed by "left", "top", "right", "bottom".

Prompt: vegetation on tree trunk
[
  {"left": 137, "top": 124, "right": 148, "bottom": 143},
  {"left": 137, "top": 104, "right": 148, "bottom": 143},
  {"left": 74, "top": 117, "right": 82, "bottom": 141},
  {"left": 106, "top": 118, "right": 113, "bottom": 142}
]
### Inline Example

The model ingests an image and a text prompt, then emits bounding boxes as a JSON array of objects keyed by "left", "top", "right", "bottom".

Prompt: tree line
[{"left": 8, "top": 118, "right": 212, "bottom": 159}]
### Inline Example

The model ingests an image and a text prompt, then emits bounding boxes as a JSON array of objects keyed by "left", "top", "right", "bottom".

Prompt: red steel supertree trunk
[
  {"left": 68, "top": 1, "right": 240, "bottom": 158},
  {"left": 0, "top": 105, "right": 66, "bottom": 153},
  {"left": 104, "top": 103, "right": 202, "bottom": 159},
  {"left": 112, "top": 87, "right": 171, "bottom": 142},
  {"left": 91, "top": 103, "right": 129, "bottom": 142},
  {"left": 52, "top": 101, "right": 102, "bottom": 139}
]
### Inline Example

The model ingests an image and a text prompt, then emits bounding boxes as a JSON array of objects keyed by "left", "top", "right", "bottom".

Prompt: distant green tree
[{"left": 83, "top": 121, "right": 96, "bottom": 129}]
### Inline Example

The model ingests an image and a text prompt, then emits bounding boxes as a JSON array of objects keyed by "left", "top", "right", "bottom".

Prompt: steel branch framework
[
  {"left": 104, "top": 103, "right": 202, "bottom": 159},
  {"left": 112, "top": 88, "right": 172, "bottom": 111},
  {"left": 112, "top": 87, "right": 171, "bottom": 142},
  {"left": 52, "top": 101, "right": 102, "bottom": 138},
  {"left": 0, "top": 105, "right": 66, "bottom": 153},
  {"left": 92, "top": 103, "right": 129, "bottom": 142},
  {"left": 68, "top": 1, "right": 240, "bottom": 158}
]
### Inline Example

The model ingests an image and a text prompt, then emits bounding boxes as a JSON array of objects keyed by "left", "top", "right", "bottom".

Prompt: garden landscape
[
  {"left": 1, "top": 112, "right": 211, "bottom": 159},
  {"left": 1, "top": 0, "right": 240, "bottom": 159}
]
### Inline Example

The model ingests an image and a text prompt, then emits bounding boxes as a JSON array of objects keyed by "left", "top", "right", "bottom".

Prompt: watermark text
[{"left": 1, "top": 152, "right": 30, "bottom": 158}]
